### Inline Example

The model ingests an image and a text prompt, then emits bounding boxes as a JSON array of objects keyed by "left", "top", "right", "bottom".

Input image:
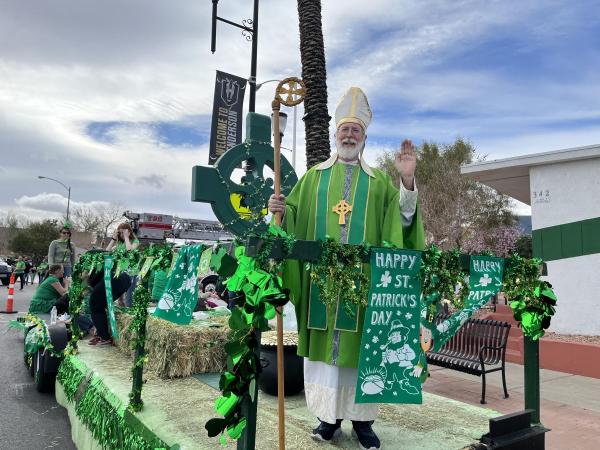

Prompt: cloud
[
  {"left": 135, "top": 174, "right": 167, "bottom": 190},
  {"left": 14, "top": 193, "right": 112, "bottom": 214}
]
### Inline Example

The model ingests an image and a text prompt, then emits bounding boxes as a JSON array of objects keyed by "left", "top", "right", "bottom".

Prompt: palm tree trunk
[{"left": 297, "top": 0, "right": 331, "bottom": 168}]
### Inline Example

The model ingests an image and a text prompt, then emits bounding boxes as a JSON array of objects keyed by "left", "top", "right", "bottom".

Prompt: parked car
[{"left": 0, "top": 258, "right": 12, "bottom": 286}]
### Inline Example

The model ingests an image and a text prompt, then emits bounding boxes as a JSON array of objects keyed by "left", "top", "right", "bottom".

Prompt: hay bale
[
  {"left": 261, "top": 330, "right": 299, "bottom": 347},
  {"left": 115, "top": 312, "right": 228, "bottom": 379}
]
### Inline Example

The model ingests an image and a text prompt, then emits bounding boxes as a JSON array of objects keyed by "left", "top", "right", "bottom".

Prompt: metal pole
[
  {"left": 211, "top": 0, "right": 218, "bottom": 53},
  {"left": 292, "top": 104, "right": 297, "bottom": 170},
  {"left": 524, "top": 336, "right": 541, "bottom": 424},
  {"left": 66, "top": 186, "right": 71, "bottom": 222},
  {"left": 248, "top": 0, "right": 259, "bottom": 112}
]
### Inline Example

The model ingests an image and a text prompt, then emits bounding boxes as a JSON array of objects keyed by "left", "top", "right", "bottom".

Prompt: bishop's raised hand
[{"left": 394, "top": 139, "right": 416, "bottom": 190}]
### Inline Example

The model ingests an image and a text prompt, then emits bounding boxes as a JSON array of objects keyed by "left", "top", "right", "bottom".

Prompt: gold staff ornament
[{"left": 275, "top": 77, "right": 306, "bottom": 107}]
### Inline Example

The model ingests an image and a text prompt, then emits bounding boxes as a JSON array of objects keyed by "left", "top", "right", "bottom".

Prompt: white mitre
[
  {"left": 317, "top": 87, "right": 375, "bottom": 176},
  {"left": 335, "top": 86, "right": 372, "bottom": 130}
]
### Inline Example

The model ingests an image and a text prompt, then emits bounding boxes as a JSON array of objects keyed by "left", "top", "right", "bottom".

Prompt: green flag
[
  {"left": 153, "top": 245, "right": 203, "bottom": 325},
  {"left": 356, "top": 248, "right": 423, "bottom": 404}
]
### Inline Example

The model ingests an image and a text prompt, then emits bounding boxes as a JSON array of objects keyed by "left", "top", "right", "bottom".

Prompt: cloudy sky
[{"left": 2, "top": 0, "right": 599, "bottom": 224}]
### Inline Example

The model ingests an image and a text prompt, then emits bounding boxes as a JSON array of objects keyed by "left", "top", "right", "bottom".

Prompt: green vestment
[{"left": 282, "top": 162, "right": 426, "bottom": 368}]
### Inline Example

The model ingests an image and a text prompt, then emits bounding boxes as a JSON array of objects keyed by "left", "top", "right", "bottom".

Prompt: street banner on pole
[
  {"left": 209, "top": 70, "right": 247, "bottom": 165},
  {"left": 356, "top": 248, "right": 423, "bottom": 404}
]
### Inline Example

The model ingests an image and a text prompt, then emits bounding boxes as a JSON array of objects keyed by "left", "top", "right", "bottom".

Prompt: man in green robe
[{"left": 268, "top": 87, "right": 426, "bottom": 449}]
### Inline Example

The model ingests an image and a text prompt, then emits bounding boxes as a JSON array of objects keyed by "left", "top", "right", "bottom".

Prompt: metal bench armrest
[{"left": 478, "top": 343, "right": 508, "bottom": 362}]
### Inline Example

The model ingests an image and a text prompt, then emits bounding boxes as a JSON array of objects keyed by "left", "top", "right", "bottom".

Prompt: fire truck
[{"left": 123, "top": 211, "right": 234, "bottom": 243}]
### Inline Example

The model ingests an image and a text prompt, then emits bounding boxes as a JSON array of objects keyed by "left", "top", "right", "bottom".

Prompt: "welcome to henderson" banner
[{"left": 208, "top": 70, "right": 247, "bottom": 165}]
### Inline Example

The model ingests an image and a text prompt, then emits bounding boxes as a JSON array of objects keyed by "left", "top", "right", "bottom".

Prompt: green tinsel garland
[
  {"left": 57, "top": 355, "right": 168, "bottom": 450},
  {"left": 308, "top": 238, "right": 370, "bottom": 317},
  {"left": 127, "top": 285, "right": 152, "bottom": 412},
  {"left": 57, "top": 355, "right": 87, "bottom": 401}
]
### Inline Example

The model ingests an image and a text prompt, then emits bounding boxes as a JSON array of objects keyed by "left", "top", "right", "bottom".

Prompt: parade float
[
  {"left": 8, "top": 2, "right": 559, "bottom": 449},
  {"left": 9, "top": 103, "right": 556, "bottom": 450}
]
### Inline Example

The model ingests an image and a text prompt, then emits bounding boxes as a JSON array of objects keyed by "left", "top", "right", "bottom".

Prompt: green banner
[
  {"left": 355, "top": 248, "right": 423, "bottom": 404},
  {"left": 103, "top": 255, "right": 119, "bottom": 340},
  {"left": 153, "top": 245, "right": 203, "bottom": 325},
  {"left": 430, "top": 255, "right": 504, "bottom": 351}
]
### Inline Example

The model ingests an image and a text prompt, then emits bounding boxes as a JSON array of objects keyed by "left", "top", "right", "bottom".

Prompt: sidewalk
[{"left": 423, "top": 362, "right": 600, "bottom": 450}]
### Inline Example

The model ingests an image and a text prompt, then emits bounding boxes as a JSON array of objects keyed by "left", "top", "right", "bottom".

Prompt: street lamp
[
  {"left": 38, "top": 176, "right": 71, "bottom": 221},
  {"left": 271, "top": 111, "right": 288, "bottom": 139},
  {"left": 256, "top": 79, "right": 298, "bottom": 169}
]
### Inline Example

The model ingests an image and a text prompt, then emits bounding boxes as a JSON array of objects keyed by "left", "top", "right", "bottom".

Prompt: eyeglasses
[{"left": 61, "top": 231, "right": 71, "bottom": 235}]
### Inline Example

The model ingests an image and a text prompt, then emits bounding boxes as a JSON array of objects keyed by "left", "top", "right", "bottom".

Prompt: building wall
[{"left": 530, "top": 158, "right": 600, "bottom": 334}]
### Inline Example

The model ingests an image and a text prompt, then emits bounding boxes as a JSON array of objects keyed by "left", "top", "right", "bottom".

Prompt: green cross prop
[{"left": 191, "top": 113, "right": 298, "bottom": 237}]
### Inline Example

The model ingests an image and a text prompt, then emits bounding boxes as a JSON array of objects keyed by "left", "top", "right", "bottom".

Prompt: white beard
[{"left": 336, "top": 137, "right": 365, "bottom": 161}]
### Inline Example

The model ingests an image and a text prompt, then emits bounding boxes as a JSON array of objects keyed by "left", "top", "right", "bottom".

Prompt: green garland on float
[
  {"left": 9, "top": 313, "right": 65, "bottom": 358},
  {"left": 504, "top": 253, "right": 556, "bottom": 340},
  {"left": 45, "top": 233, "right": 556, "bottom": 445},
  {"left": 125, "top": 244, "right": 174, "bottom": 413},
  {"left": 420, "top": 245, "right": 467, "bottom": 321},
  {"left": 64, "top": 245, "right": 174, "bottom": 354},
  {"left": 56, "top": 355, "right": 170, "bottom": 450},
  {"left": 65, "top": 251, "right": 105, "bottom": 354},
  {"left": 308, "top": 238, "right": 370, "bottom": 317},
  {"left": 127, "top": 285, "right": 152, "bottom": 412}
]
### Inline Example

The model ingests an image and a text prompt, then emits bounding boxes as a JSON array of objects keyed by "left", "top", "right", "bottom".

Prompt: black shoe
[
  {"left": 351, "top": 421, "right": 380, "bottom": 450},
  {"left": 311, "top": 419, "right": 342, "bottom": 442}
]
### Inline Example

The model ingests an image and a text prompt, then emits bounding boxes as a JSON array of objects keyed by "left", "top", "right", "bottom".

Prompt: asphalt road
[{"left": 0, "top": 281, "right": 76, "bottom": 450}]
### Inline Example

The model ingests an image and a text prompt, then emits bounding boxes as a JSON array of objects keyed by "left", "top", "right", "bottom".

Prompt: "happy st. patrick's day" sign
[{"left": 355, "top": 248, "right": 423, "bottom": 404}]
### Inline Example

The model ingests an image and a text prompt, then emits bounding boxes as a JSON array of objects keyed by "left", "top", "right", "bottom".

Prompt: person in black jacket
[{"left": 87, "top": 268, "right": 131, "bottom": 346}]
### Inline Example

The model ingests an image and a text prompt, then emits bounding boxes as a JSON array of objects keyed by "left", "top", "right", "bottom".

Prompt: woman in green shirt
[
  {"left": 48, "top": 227, "right": 75, "bottom": 277},
  {"left": 28, "top": 265, "right": 68, "bottom": 314},
  {"left": 14, "top": 256, "right": 26, "bottom": 290}
]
